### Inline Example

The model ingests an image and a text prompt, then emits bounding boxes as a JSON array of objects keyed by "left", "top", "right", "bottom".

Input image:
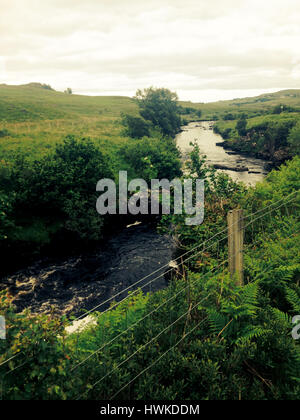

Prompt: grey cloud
[{"left": 1, "top": 0, "right": 300, "bottom": 101}]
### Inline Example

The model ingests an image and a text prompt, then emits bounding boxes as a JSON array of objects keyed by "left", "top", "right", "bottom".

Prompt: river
[
  {"left": 176, "top": 121, "right": 270, "bottom": 186},
  {"left": 1, "top": 223, "right": 175, "bottom": 317},
  {"left": 1, "top": 122, "right": 270, "bottom": 317}
]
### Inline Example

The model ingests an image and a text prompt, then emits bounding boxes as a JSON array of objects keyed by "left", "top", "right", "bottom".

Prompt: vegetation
[
  {"left": 214, "top": 112, "right": 300, "bottom": 163},
  {"left": 0, "top": 84, "right": 299, "bottom": 400},
  {"left": 0, "top": 84, "right": 182, "bottom": 273},
  {"left": 288, "top": 122, "right": 300, "bottom": 155},
  {"left": 121, "top": 136, "right": 182, "bottom": 182},
  {"left": 134, "top": 87, "right": 182, "bottom": 137},
  {"left": 186, "top": 89, "right": 300, "bottom": 121},
  {"left": 1, "top": 156, "right": 299, "bottom": 400},
  {"left": 121, "top": 114, "right": 151, "bottom": 139}
]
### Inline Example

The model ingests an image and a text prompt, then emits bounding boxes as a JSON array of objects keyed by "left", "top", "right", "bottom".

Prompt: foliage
[
  {"left": 215, "top": 112, "right": 300, "bottom": 161},
  {"left": 236, "top": 116, "right": 247, "bottom": 136},
  {"left": 12, "top": 136, "right": 114, "bottom": 241},
  {"left": 288, "top": 122, "right": 300, "bottom": 155},
  {"left": 0, "top": 192, "right": 15, "bottom": 241},
  {"left": 0, "top": 291, "right": 71, "bottom": 400},
  {"left": 121, "top": 136, "right": 182, "bottom": 182},
  {"left": 121, "top": 114, "right": 151, "bottom": 138},
  {"left": 135, "top": 87, "right": 181, "bottom": 137},
  {"left": 0, "top": 129, "right": 10, "bottom": 138}
]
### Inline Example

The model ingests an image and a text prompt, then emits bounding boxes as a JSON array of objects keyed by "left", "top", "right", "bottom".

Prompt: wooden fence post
[{"left": 227, "top": 209, "right": 244, "bottom": 286}]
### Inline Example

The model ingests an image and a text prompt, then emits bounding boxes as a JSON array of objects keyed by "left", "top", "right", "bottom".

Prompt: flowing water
[
  {"left": 2, "top": 122, "right": 270, "bottom": 317},
  {"left": 176, "top": 121, "right": 270, "bottom": 186},
  {"left": 2, "top": 223, "right": 175, "bottom": 317}
]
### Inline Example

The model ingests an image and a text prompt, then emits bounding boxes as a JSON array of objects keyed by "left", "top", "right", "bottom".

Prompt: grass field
[
  {"left": 1, "top": 83, "right": 300, "bottom": 162},
  {"left": 184, "top": 89, "right": 300, "bottom": 120},
  {"left": 0, "top": 83, "right": 140, "bottom": 162}
]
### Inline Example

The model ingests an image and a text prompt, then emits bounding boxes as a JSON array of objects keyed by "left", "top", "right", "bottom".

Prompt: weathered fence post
[{"left": 227, "top": 209, "right": 244, "bottom": 286}]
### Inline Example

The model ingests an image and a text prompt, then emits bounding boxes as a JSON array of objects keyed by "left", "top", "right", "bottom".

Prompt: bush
[
  {"left": 0, "top": 129, "right": 10, "bottom": 138},
  {"left": 121, "top": 136, "right": 182, "bottom": 182},
  {"left": 12, "top": 136, "right": 114, "bottom": 241},
  {"left": 236, "top": 117, "right": 247, "bottom": 136},
  {"left": 121, "top": 114, "right": 151, "bottom": 138},
  {"left": 0, "top": 292, "right": 71, "bottom": 400}
]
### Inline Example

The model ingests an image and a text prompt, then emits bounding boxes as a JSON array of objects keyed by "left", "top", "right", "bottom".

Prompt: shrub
[
  {"left": 121, "top": 136, "right": 182, "bottom": 182},
  {"left": 12, "top": 136, "right": 114, "bottom": 241},
  {"left": 121, "top": 114, "right": 151, "bottom": 138}
]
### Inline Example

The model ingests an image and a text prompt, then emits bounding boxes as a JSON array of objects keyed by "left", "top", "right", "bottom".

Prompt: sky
[{"left": 0, "top": 0, "right": 300, "bottom": 102}]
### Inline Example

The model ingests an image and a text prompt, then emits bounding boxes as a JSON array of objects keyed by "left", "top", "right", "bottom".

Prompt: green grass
[
  {"left": 182, "top": 89, "right": 300, "bottom": 120},
  {"left": 0, "top": 83, "right": 138, "bottom": 121},
  {"left": 0, "top": 83, "right": 139, "bottom": 162},
  {"left": 215, "top": 112, "right": 300, "bottom": 140}
]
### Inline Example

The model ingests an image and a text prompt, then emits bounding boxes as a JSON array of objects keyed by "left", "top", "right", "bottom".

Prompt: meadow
[{"left": 0, "top": 83, "right": 140, "bottom": 163}]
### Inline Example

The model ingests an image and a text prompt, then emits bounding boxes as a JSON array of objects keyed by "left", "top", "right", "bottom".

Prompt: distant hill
[
  {"left": 1, "top": 84, "right": 300, "bottom": 123},
  {"left": 0, "top": 83, "right": 137, "bottom": 122},
  {"left": 181, "top": 89, "right": 300, "bottom": 119}
]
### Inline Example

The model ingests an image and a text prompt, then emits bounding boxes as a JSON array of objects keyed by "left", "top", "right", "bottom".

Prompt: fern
[
  {"left": 235, "top": 326, "right": 271, "bottom": 345},
  {"left": 206, "top": 309, "right": 228, "bottom": 335},
  {"left": 237, "top": 283, "right": 259, "bottom": 308},
  {"left": 271, "top": 307, "right": 291, "bottom": 325},
  {"left": 285, "top": 286, "right": 300, "bottom": 313}
]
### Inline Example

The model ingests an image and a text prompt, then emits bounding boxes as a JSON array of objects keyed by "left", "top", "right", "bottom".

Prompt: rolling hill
[{"left": 184, "top": 89, "right": 300, "bottom": 119}]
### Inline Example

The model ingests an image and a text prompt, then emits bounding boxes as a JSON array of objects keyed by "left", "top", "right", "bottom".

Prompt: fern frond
[
  {"left": 285, "top": 286, "right": 300, "bottom": 313},
  {"left": 235, "top": 326, "right": 271, "bottom": 345},
  {"left": 237, "top": 283, "right": 259, "bottom": 308},
  {"left": 271, "top": 307, "right": 291, "bottom": 325},
  {"left": 206, "top": 309, "right": 228, "bottom": 335}
]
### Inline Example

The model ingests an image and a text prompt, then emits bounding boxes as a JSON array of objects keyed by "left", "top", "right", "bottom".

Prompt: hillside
[
  {"left": 0, "top": 83, "right": 137, "bottom": 122},
  {"left": 183, "top": 89, "right": 300, "bottom": 120},
  {"left": 0, "top": 83, "right": 139, "bottom": 161}
]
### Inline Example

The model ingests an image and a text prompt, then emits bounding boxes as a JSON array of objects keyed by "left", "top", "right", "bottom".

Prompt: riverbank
[
  {"left": 216, "top": 138, "right": 284, "bottom": 167},
  {"left": 213, "top": 112, "right": 300, "bottom": 166}
]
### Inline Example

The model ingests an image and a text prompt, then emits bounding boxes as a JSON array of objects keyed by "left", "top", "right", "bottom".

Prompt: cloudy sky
[{"left": 0, "top": 0, "right": 299, "bottom": 102}]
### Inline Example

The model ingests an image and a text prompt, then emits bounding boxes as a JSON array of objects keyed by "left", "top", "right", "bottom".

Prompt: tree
[
  {"left": 135, "top": 87, "right": 181, "bottom": 137},
  {"left": 272, "top": 104, "right": 285, "bottom": 114},
  {"left": 64, "top": 88, "right": 72, "bottom": 95},
  {"left": 288, "top": 122, "right": 300, "bottom": 155},
  {"left": 41, "top": 83, "right": 54, "bottom": 91}
]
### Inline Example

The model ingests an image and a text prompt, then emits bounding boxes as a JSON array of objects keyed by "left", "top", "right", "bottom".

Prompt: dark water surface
[{"left": 2, "top": 223, "right": 175, "bottom": 316}]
